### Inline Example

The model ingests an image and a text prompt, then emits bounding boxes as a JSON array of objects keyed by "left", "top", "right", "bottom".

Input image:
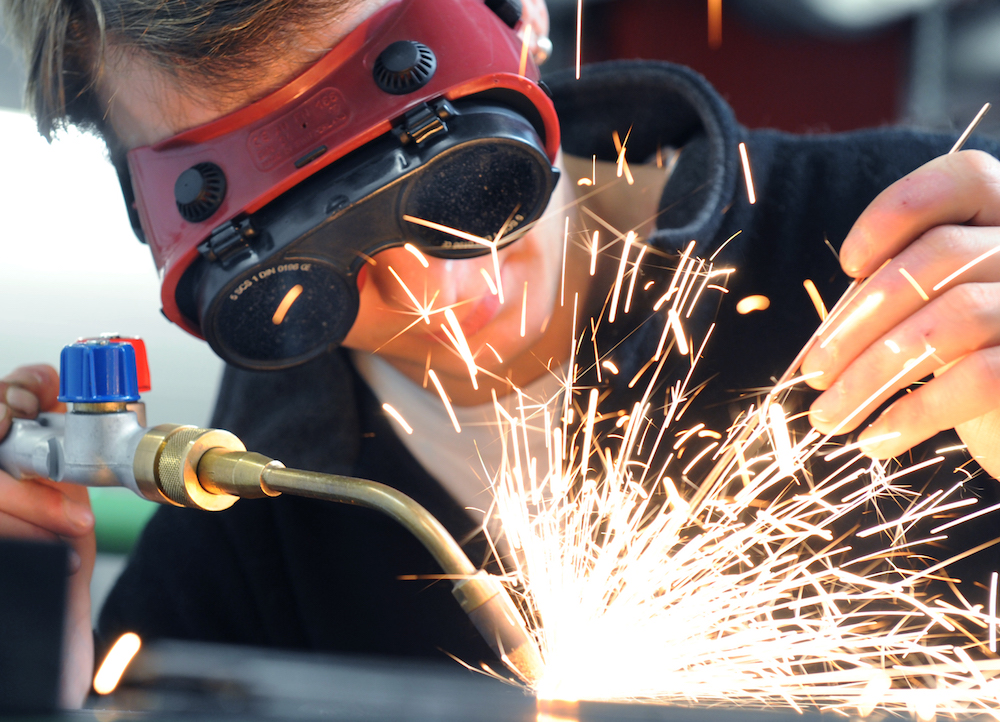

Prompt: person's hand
[
  {"left": 802, "top": 150, "right": 1000, "bottom": 478},
  {"left": 0, "top": 365, "right": 95, "bottom": 707}
]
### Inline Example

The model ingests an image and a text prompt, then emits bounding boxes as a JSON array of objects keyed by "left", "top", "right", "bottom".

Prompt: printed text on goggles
[{"left": 124, "top": 0, "right": 560, "bottom": 370}]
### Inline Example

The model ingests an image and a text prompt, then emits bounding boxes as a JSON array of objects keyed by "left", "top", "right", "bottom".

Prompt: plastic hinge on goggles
[{"left": 124, "top": 0, "right": 561, "bottom": 370}]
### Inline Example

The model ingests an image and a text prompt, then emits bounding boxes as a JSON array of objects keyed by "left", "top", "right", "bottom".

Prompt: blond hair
[{"left": 1, "top": 0, "right": 338, "bottom": 141}]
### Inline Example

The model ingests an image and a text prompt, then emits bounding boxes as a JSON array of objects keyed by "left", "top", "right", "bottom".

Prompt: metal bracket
[
  {"left": 396, "top": 100, "right": 456, "bottom": 145},
  {"left": 198, "top": 217, "right": 256, "bottom": 263}
]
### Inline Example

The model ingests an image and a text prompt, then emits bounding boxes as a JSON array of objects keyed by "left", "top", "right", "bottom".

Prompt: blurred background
[{"left": 1, "top": 0, "right": 998, "bottom": 618}]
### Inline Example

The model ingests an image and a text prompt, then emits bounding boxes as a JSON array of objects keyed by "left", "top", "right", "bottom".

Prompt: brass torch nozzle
[{"left": 132, "top": 429, "right": 544, "bottom": 683}]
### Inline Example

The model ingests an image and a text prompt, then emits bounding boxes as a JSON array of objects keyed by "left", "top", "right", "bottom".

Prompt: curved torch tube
[{"left": 190, "top": 445, "right": 544, "bottom": 684}]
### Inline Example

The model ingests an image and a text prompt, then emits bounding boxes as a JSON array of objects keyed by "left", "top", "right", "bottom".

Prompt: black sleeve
[{"left": 95, "top": 499, "right": 309, "bottom": 656}]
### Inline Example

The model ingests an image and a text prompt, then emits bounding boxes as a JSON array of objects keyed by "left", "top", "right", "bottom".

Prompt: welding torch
[{"left": 0, "top": 337, "right": 543, "bottom": 684}]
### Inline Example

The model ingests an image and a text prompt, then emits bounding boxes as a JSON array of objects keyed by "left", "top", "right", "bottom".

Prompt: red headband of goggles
[{"left": 125, "top": 0, "right": 560, "bottom": 343}]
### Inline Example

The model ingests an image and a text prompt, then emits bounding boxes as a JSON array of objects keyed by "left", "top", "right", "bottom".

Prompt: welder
[{"left": 2, "top": 0, "right": 1000, "bottom": 708}]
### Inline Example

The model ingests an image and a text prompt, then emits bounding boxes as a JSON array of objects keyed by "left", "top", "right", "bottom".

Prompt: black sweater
[{"left": 98, "top": 61, "right": 1000, "bottom": 668}]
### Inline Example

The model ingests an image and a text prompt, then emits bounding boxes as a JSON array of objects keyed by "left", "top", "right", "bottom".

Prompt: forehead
[{"left": 101, "top": 0, "right": 395, "bottom": 151}]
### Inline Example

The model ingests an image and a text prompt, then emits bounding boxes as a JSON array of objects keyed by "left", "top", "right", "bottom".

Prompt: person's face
[{"left": 101, "top": 0, "right": 574, "bottom": 401}]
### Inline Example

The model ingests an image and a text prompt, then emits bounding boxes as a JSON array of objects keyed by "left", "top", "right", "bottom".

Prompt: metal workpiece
[{"left": 0, "top": 407, "right": 149, "bottom": 495}]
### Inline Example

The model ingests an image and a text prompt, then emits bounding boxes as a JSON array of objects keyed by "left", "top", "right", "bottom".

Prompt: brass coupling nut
[{"left": 133, "top": 425, "right": 245, "bottom": 510}]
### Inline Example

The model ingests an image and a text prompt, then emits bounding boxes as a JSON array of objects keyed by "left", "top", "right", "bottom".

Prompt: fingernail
[
  {"left": 810, "top": 383, "right": 844, "bottom": 425},
  {"left": 841, "top": 230, "right": 868, "bottom": 277},
  {"left": 6, "top": 386, "right": 38, "bottom": 416},
  {"left": 63, "top": 497, "right": 94, "bottom": 531},
  {"left": 68, "top": 548, "right": 82, "bottom": 575},
  {"left": 859, "top": 419, "right": 898, "bottom": 456}
]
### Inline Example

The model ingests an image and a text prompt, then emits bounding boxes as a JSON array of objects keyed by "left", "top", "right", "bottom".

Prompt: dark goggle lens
[
  {"left": 207, "top": 258, "right": 356, "bottom": 368},
  {"left": 403, "top": 140, "right": 549, "bottom": 251}
]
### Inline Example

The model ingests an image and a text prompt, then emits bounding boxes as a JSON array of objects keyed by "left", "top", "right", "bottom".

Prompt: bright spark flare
[{"left": 736, "top": 295, "right": 770, "bottom": 314}]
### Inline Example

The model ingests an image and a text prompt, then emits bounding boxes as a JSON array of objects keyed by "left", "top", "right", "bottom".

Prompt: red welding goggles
[{"left": 123, "top": 0, "right": 561, "bottom": 370}]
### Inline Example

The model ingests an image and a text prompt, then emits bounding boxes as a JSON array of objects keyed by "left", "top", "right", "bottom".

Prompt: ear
[{"left": 519, "top": 0, "right": 552, "bottom": 64}]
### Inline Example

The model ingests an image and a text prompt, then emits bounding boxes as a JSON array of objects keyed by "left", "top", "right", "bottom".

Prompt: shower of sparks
[
  {"left": 708, "top": 0, "right": 723, "bottom": 49},
  {"left": 382, "top": 403, "right": 413, "bottom": 434},
  {"left": 802, "top": 279, "right": 827, "bottom": 321},
  {"left": 271, "top": 284, "right": 303, "bottom": 325},
  {"left": 404, "top": 243, "right": 430, "bottom": 268},
  {"left": 473, "top": 246, "right": 1000, "bottom": 715},
  {"left": 739, "top": 142, "right": 756, "bottom": 205},
  {"left": 428, "top": 369, "right": 462, "bottom": 433},
  {"left": 735, "top": 294, "right": 769, "bottom": 314},
  {"left": 589, "top": 231, "right": 600, "bottom": 276}
]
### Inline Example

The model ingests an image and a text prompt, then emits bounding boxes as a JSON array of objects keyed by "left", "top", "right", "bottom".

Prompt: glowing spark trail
[
  {"left": 404, "top": 243, "right": 430, "bottom": 268},
  {"left": 521, "top": 281, "right": 528, "bottom": 338},
  {"left": 575, "top": 0, "right": 583, "bottom": 80},
  {"left": 428, "top": 369, "right": 461, "bottom": 433},
  {"left": 480, "top": 268, "right": 499, "bottom": 295},
  {"left": 608, "top": 231, "right": 636, "bottom": 323},
  {"left": 932, "top": 244, "right": 1000, "bottom": 292},
  {"left": 708, "top": 0, "right": 723, "bottom": 49},
  {"left": 739, "top": 142, "right": 756, "bottom": 205},
  {"left": 802, "top": 279, "right": 827, "bottom": 321},
  {"left": 899, "top": 267, "right": 929, "bottom": 301},
  {"left": 443, "top": 307, "right": 479, "bottom": 390},
  {"left": 382, "top": 403, "right": 413, "bottom": 434}
]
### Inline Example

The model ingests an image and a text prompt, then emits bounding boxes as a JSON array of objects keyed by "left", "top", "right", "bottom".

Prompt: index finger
[
  {"left": 1, "top": 365, "right": 64, "bottom": 414},
  {"left": 840, "top": 150, "right": 1000, "bottom": 278}
]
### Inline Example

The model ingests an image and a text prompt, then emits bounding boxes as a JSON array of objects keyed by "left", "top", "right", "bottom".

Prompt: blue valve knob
[{"left": 58, "top": 341, "right": 141, "bottom": 403}]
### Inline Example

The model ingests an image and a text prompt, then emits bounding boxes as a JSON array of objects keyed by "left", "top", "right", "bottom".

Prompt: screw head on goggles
[{"left": 124, "top": 0, "right": 561, "bottom": 371}]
